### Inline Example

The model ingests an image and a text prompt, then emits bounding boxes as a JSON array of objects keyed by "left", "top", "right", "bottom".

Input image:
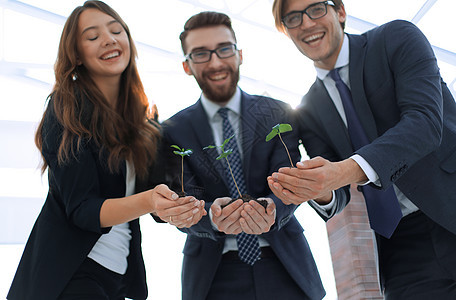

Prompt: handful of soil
[{"left": 221, "top": 194, "right": 268, "bottom": 211}]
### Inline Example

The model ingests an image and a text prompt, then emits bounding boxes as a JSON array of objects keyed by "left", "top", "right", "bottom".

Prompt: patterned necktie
[
  {"left": 329, "top": 68, "right": 403, "bottom": 238},
  {"left": 218, "top": 107, "right": 261, "bottom": 265}
]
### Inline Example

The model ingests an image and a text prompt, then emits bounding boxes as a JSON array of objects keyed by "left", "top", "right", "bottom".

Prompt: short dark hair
[
  {"left": 179, "top": 11, "right": 237, "bottom": 54},
  {"left": 272, "top": 0, "right": 345, "bottom": 33}
]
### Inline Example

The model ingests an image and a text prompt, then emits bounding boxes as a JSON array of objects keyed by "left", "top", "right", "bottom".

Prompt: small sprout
[
  {"left": 204, "top": 135, "right": 242, "bottom": 198},
  {"left": 171, "top": 145, "right": 193, "bottom": 195},
  {"left": 266, "top": 123, "right": 294, "bottom": 168}
]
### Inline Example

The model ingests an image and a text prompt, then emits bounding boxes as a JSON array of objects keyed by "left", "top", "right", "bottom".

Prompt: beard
[{"left": 195, "top": 67, "right": 240, "bottom": 104}]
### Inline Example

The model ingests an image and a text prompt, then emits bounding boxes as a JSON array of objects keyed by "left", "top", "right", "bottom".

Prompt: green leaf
[
  {"left": 172, "top": 145, "right": 193, "bottom": 157},
  {"left": 217, "top": 149, "right": 233, "bottom": 160},
  {"left": 182, "top": 149, "right": 193, "bottom": 156},
  {"left": 266, "top": 123, "right": 293, "bottom": 142},
  {"left": 222, "top": 135, "right": 235, "bottom": 147},
  {"left": 278, "top": 123, "right": 292, "bottom": 133},
  {"left": 204, "top": 145, "right": 217, "bottom": 150},
  {"left": 265, "top": 130, "right": 278, "bottom": 142}
]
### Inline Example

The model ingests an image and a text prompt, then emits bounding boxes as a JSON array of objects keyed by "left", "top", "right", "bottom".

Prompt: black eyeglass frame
[
  {"left": 185, "top": 44, "right": 238, "bottom": 64},
  {"left": 282, "top": 1, "right": 335, "bottom": 29}
]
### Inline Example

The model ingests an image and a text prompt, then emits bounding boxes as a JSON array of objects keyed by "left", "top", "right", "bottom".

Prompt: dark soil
[
  {"left": 221, "top": 194, "right": 268, "bottom": 211},
  {"left": 176, "top": 191, "right": 186, "bottom": 197}
]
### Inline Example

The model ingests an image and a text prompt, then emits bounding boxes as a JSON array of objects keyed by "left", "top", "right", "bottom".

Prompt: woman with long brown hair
[{"left": 7, "top": 1, "right": 205, "bottom": 299}]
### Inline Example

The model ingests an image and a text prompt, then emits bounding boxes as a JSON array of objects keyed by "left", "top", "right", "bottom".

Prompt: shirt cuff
[
  {"left": 351, "top": 154, "right": 380, "bottom": 186},
  {"left": 208, "top": 208, "right": 219, "bottom": 231},
  {"left": 310, "top": 190, "right": 337, "bottom": 216}
]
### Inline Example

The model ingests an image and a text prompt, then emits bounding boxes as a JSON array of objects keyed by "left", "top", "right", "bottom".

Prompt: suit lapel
[
  {"left": 348, "top": 34, "right": 379, "bottom": 142},
  {"left": 239, "top": 92, "right": 257, "bottom": 184},
  {"left": 310, "top": 79, "right": 353, "bottom": 158},
  {"left": 189, "top": 100, "right": 229, "bottom": 187}
]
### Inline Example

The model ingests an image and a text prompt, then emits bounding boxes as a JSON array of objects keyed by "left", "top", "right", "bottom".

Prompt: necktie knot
[
  {"left": 218, "top": 107, "right": 229, "bottom": 119},
  {"left": 329, "top": 68, "right": 343, "bottom": 83}
]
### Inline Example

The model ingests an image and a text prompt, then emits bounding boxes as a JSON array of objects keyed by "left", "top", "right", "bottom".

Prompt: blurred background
[{"left": 1, "top": 0, "right": 455, "bottom": 299}]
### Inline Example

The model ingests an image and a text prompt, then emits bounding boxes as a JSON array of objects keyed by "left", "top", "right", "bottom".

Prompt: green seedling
[
  {"left": 266, "top": 123, "right": 294, "bottom": 168},
  {"left": 204, "top": 135, "right": 242, "bottom": 199},
  {"left": 171, "top": 145, "right": 193, "bottom": 195}
]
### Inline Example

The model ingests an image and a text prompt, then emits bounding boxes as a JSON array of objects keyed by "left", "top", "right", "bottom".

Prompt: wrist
[
  {"left": 314, "top": 192, "right": 333, "bottom": 205},
  {"left": 337, "top": 158, "right": 368, "bottom": 186},
  {"left": 145, "top": 189, "right": 156, "bottom": 214}
]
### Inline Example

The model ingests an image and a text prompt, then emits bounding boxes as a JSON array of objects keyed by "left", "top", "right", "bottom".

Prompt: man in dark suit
[
  {"left": 268, "top": 0, "right": 456, "bottom": 299},
  {"left": 163, "top": 11, "right": 325, "bottom": 300}
]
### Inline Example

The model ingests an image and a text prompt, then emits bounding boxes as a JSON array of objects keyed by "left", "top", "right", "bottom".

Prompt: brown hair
[
  {"left": 35, "top": 0, "right": 159, "bottom": 179},
  {"left": 179, "top": 11, "right": 237, "bottom": 54},
  {"left": 272, "top": 0, "right": 345, "bottom": 33}
]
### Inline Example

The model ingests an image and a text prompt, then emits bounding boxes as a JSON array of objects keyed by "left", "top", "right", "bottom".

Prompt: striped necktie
[{"left": 218, "top": 107, "right": 261, "bottom": 265}]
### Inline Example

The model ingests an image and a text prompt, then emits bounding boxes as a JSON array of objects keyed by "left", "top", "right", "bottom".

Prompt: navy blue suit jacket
[
  {"left": 298, "top": 20, "right": 456, "bottom": 236},
  {"left": 8, "top": 98, "right": 165, "bottom": 300},
  {"left": 163, "top": 91, "right": 325, "bottom": 300}
]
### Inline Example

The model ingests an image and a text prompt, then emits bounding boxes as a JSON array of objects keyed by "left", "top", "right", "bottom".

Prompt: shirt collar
[
  {"left": 315, "top": 34, "right": 350, "bottom": 80},
  {"left": 201, "top": 87, "right": 242, "bottom": 120}
]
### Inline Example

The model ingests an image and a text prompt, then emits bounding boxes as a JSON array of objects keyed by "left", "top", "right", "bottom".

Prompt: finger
[
  {"left": 268, "top": 179, "right": 291, "bottom": 205},
  {"left": 214, "top": 205, "right": 243, "bottom": 233},
  {"left": 154, "top": 184, "right": 179, "bottom": 201},
  {"left": 239, "top": 217, "right": 256, "bottom": 234},
  {"left": 274, "top": 169, "right": 307, "bottom": 184},
  {"left": 211, "top": 204, "right": 222, "bottom": 218},
  {"left": 224, "top": 221, "right": 243, "bottom": 235},
  {"left": 280, "top": 188, "right": 308, "bottom": 205},
  {"left": 211, "top": 197, "right": 232, "bottom": 217},
  {"left": 296, "top": 156, "right": 326, "bottom": 169},
  {"left": 178, "top": 210, "right": 205, "bottom": 228},
  {"left": 220, "top": 199, "right": 243, "bottom": 217},
  {"left": 213, "top": 197, "right": 234, "bottom": 207},
  {"left": 177, "top": 207, "right": 203, "bottom": 223},
  {"left": 269, "top": 180, "right": 302, "bottom": 205},
  {"left": 260, "top": 199, "right": 276, "bottom": 228},
  {"left": 163, "top": 201, "right": 203, "bottom": 222},
  {"left": 272, "top": 171, "right": 316, "bottom": 195},
  {"left": 175, "top": 196, "right": 197, "bottom": 205},
  {"left": 258, "top": 197, "right": 276, "bottom": 216},
  {"left": 217, "top": 217, "right": 242, "bottom": 234},
  {"left": 244, "top": 203, "right": 268, "bottom": 232}
]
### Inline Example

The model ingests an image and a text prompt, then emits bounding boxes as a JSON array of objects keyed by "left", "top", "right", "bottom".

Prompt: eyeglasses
[
  {"left": 282, "top": 1, "right": 335, "bottom": 29},
  {"left": 185, "top": 44, "right": 238, "bottom": 64}
]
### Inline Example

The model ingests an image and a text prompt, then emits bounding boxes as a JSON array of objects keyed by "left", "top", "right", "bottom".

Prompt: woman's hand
[{"left": 149, "top": 184, "right": 206, "bottom": 228}]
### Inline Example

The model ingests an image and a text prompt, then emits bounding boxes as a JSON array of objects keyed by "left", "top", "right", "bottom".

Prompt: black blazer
[
  {"left": 298, "top": 20, "right": 456, "bottom": 235},
  {"left": 7, "top": 98, "right": 164, "bottom": 300},
  {"left": 163, "top": 90, "right": 325, "bottom": 300}
]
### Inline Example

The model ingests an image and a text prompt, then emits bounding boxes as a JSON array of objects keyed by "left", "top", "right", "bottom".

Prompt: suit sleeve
[
  {"left": 41, "top": 104, "right": 109, "bottom": 234},
  {"left": 356, "top": 20, "right": 444, "bottom": 189}
]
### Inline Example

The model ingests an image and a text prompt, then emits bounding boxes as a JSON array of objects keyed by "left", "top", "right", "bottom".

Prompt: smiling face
[
  {"left": 182, "top": 25, "right": 242, "bottom": 104},
  {"left": 283, "top": 0, "right": 345, "bottom": 70},
  {"left": 76, "top": 8, "right": 130, "bottom": 86}
]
